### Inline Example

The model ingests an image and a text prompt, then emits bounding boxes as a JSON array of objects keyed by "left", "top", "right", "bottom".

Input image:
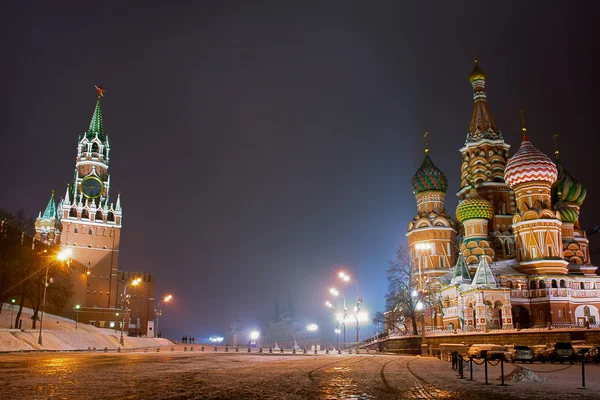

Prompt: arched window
[
  {"left": 91, "top": 142, "right": 99, "bottom": 153},
  {"left": 580, "top": 282, "right": 585, "bottom": 290},
  {"left": 530, "top": 280, "right": 537, "bottom": 290},
  {"left": 81, "top": 209, "right": 89, "bottom": 219},
  {"left": 539, "top": 280, "right": 546, "bottom": 289},
  {"left": 95, "top": 211, "right": 103, "bottom": 222},
  {"left": 88, "top": 228, "right": 93, "bottom": 235},
  {"left": 70, "top": 207, "right": 78, "bottom": 218},
  {"left": 107, "top": 212, "right": 115, "bottom": 222},
  {"left": 74, "top": 226, "right": 79, "bottom": 234},
  {"left": 551, "top": 280, "right": 557, "bottom": 288},
  {"left": 560, "top": 280, "right": 566, "bottom": 288}
]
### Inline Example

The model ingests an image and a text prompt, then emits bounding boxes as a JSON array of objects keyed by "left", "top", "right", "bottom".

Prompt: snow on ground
[{"left": 0, "top": 303, "right": 171, "bottom": 352}]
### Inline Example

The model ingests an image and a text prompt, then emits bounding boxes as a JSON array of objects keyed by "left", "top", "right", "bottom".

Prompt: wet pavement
[{"left": 0, "top": 351, "right": 598, "bottom": 399}]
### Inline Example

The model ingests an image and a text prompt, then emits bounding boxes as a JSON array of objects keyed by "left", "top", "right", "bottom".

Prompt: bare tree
[{"left": 375, "top": 246, "right": 441, "bottom": 336}]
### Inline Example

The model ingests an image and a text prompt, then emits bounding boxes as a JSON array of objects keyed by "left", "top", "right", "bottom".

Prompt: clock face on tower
[{"left": 81, "top": 176, "right": 104, "bottom": 199}]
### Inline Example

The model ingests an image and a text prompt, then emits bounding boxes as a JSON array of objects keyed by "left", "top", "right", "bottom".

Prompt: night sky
[{"left": 2, "top": 1, "right": 599, "bottom": 339}]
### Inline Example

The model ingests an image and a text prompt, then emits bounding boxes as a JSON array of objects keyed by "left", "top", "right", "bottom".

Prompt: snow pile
[
  {"left": 1, "top": 303, "right": 172, "bottom": 352},
  {"left": 503, "top": 366, "right": 549, "bottom": 383}
]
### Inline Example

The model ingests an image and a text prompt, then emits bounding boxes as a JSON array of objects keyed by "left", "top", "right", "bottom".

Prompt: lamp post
[
  {"left": 326, "top": 300, "right": 341, "bottom": 350},
  {"left": 339, "top": 271, "right": 362, "bottom": 353},
  {"left": 154, "top": 294, "right": 173, "bottom": 338},
  {"left": 120, "top": 278, "right": 141, "bottom": 345},
  {"left": 10, "top": 298, "right": 16, "bottom": 329},
  {"left": 74, "top": 304, "right": 80, "bottom": 329},
  {"left": 329, "top": 288, "right": 346, "bottom": 349},
  {"left": 38, "top": 248, "right": 72, "bottom": 346}
]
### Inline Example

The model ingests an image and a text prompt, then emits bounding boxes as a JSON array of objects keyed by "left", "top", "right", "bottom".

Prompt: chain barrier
[
  {"left": 516, "top": 363, "right": 575, "bottom": 374},
  {"left": 487, "top": 360, "right": 501, "bottom": 367}
]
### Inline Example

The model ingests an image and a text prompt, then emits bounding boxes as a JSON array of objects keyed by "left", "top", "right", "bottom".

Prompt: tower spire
[
  {"left": 423, "top": 131, "right": 429, "bottom": 154},
  {"left": 519, "top": 109, "right": 528, "bottom": 141},
  {"left": 466, "top": 57, "right": 502, "bottom": 143},
  {"left": 42, "top": 190, "right": 57, "bottom": 219},
  {"left": 87, "top": 85, "right": 105, "bottom": 141}
]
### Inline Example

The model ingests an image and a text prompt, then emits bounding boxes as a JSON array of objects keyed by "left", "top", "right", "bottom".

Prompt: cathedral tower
[
  {"left": 60, "top": 86, "right": 123, "bottom": 309},
  {"left": 35, "top": 190, "right": 61, "bottom": 244},
  {"left": 456, "top": 186, "right": 495, "bottom": 268},
  {"left": 458, "top": 58, "right": 515, "bottom": 260},
  {"left": 551, "top": 136, "right": 595, "bottom": 274},
  {"left": 504, "top": 113, "right": 567, "bottom": 275},
  {"left": 407, "top": 135, "right": 457, "bottom": 282}
]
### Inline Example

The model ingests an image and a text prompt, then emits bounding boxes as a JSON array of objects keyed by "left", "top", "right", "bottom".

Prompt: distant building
[{"left": 33, "top": 87, "right": 157, "bottom": 336}]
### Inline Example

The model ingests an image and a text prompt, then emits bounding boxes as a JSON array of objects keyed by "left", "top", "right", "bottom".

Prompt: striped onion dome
[
  {"left": 411, "top": 154, "right": 448, "bottom": 194},
  {"left": 552, "top": 160, "right": 586, "bottom": 205},
  {"left": 504, "top": 140, "right": 557, "bottom": 188},
  {"left": 555, "top": 202, "right": 579, "bottom": 224},
  {"left": 456, "top": 187, "right": 494, "bottom": 222}
]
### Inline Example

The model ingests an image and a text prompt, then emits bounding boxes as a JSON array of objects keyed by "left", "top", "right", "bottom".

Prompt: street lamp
[
  {"left": 329, "top": 287, "right": 347, "bottom": 349},
  {"left": 339, "top": 271, "right": 362, "bottom": 353},
  {"left": 120, "top": 277, "right": 142, "bottom": 345},
  {"left": 155, "top": 294, "right": 173, "bottom": 338},
  {"left": 74, "top": 304, "right": 80, "bottom": 329},
  {"left": 38, "top": 248, "right": 72, "bottom": 346},
  {"left": 10, "top": 298, "right": 16, "bottom": 329}
]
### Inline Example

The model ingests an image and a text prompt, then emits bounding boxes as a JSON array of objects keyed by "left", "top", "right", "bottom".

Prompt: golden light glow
[
  {"left": 57, "top": 248, "right": 73, "bottom": 261},
  {"left": 131, "top": 278, "right": 142, "bottom": 286},
  {"left": 163, "top": 294, "right": 173, "bottom": 302}
]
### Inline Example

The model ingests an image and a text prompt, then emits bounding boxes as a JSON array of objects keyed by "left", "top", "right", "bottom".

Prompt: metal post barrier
[
  {"left": 500, "top": 359, "right": 506, "bottom": 386},
  {"left": 484, "top": 358, "right": 489, "bottom": 385},
  {"left": 459, "top": 357, "right": 465, "bottom": 379},
  {"left": 581, "top": 360, "right": 586, "bottom": 389},
  {"left": 469, "top": 358, "right": 473, "bottom": 381}
]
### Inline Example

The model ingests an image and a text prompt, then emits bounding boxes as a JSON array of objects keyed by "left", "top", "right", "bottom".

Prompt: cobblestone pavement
[{"left": 0, "top": 351, "right": 598, "bottom": 399}]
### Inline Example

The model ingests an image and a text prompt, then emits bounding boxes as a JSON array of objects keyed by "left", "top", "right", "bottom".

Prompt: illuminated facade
[
  {"left": 34, "top": 87, "right": 156, "bottom": 335},
  {"left": 408, "top": 60, "right": 600, "bottom": 332}
]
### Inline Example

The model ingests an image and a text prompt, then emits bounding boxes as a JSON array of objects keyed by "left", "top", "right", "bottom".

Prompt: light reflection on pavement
[{"left": 0, "top": 351, "right": 598, "bottom": 399}]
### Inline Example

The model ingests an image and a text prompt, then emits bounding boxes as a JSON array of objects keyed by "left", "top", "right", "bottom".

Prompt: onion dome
[
  {"left": 555, "top": 201, "right": 579, "bottom": 224},
  {"left": 411, "top": 154, "right": 448, "bottom": 194},
  {"left": 552, "top": 160, "right": 586, "bottom": 206},
  {"left": 469, "top": 59, "right": 487, "bottom": 83},
  {"left": 456, "top": 187, "right": 494, "bottom": 222},
  {"left": 504, "top": 117, "right": 557, "bottom": 187}
]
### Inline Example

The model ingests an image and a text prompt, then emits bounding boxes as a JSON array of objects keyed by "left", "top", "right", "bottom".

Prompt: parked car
[
  {"left": 468, "top": 344, "right": 506, "bottom": 360},
  {"left": 505, "top": 345, "right": 535, "bottom": 363},
  {"left": 537, "top": 342, "right": 576, "bottom": 364},
  {"left": 573, "top": 345, "right": 593, "bottom": 362},
  {"left": 584, "top": 346, "right": 600, "bottom": 364}
]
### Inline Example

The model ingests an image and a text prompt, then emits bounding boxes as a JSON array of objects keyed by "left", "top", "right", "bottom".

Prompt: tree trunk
[
  {"left": 14, "top": 287, "right": 26, "bottom": 329},
  {"left": 411, "top": 312, "right": 419, "bottom": 335},
  {"left": 31, "top": 309, "right": 38, "bottom": 329}
]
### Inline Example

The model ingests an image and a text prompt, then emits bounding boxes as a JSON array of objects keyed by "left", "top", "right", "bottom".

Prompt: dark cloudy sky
[{"left": 1, "top": 1, "right": 599, "bottom": 339}]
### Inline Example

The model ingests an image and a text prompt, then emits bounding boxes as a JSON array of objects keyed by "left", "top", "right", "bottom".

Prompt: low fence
[{"left": 446, "top": 352, "right": 598, "bottom": 389}]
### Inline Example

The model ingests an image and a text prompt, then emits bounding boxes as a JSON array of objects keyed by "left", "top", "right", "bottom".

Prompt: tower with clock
[{"left": 58, "top": 86, "right": 124, "bottom": 311}]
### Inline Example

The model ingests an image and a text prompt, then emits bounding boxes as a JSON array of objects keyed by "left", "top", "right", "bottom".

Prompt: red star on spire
[{"left": 95, "top": 85, "right": 105, "bottom": 98}]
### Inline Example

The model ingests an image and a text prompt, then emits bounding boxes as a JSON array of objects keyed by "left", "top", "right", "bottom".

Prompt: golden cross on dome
[
  {"left": 518, "top": 109, "right": 528, "bottom": 141},
  {"left": 423, "top": 131, "right": 429, "bottom": 153},
  {"left": 95, "top": 85, "right": 105, "bottom": 98},
  {"left": 473, "top": 48, "right": 478, "bottom": 63},
  {"left": 518, "top": 109, "right": 526, "bottom": 127},
  {"left": 552, "top": 133, "right": 560, "bottom": 157}
]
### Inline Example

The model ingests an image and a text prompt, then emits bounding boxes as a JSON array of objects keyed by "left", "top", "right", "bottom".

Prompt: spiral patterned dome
[
  {"left": 456, "top": 188, "right": 494, "bottom": 223},
  {"left": 411, "top": 154, "right": 448, "bottom": 194},
  {"left": 556, "top": 203, "right": 579, "bottom": 224},
  {"left": 552, "top": 161, "right": 586, "bottom": 205},
  {"left": 504, "top": 140, "right": 558, "bottom": 187}
]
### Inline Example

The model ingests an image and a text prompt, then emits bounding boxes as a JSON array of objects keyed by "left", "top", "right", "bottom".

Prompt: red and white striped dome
[{"left": 504, "top": 140, "right": 557, "bottom": 187}]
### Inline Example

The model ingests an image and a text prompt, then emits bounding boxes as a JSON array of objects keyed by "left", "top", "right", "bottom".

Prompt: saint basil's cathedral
[{"left": 407, "top": 59, "right": 599, "bottom": 331}]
